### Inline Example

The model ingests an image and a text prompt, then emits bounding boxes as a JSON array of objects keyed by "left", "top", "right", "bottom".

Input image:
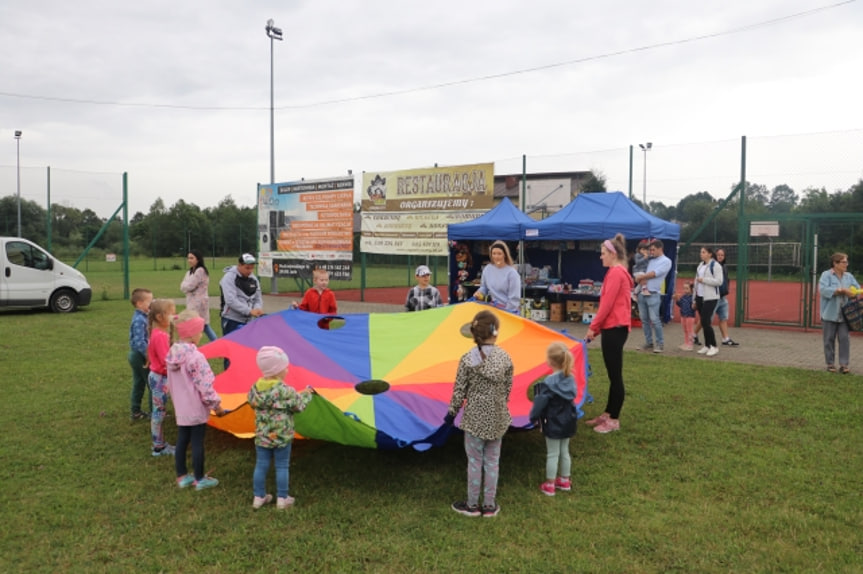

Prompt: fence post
[
  {"left": 46, "top": 166, "right": 52, "bottom": 252},
  {"left": 734, "top": 136, "right": 747, "bottom": 328},
  {"left": 123, "top": 172, "right": 130, "bottom": 300}
]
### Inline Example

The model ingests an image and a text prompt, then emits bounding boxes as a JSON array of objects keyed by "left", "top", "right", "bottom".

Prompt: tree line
[
  {"left": 1, "top": 177, "right": 861, "bottom": 260},
  {"left": 0, "top": 195, "right": 257, "bottom": 259}
]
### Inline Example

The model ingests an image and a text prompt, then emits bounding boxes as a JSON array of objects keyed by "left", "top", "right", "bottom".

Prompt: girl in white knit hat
[{"left": 247, "top": 346, "right": 314, "bottom": 509}]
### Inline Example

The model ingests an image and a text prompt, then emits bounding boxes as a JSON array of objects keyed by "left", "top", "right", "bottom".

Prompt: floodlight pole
[
  {"left": 266, "top": 19, "right": 283, "bottom": 294},
  {"left": 639, "top": 142, "right": 652, "bottom": 211},
  {"left": 266, "top": 19, "right": 283, "bottom": 186},
  {"left": 15, "top": 130, "right": 22, "bottom": 236}
]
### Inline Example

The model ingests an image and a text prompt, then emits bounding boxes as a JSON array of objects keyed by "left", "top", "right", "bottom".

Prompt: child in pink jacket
[{"left": 166, "top": 310, "right": 225, "bottom": 491}]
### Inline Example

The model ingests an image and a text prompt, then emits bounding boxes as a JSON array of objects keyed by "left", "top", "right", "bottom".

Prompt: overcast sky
[{"left": 1, "top": 0, "right": 861, "bottom": 219}]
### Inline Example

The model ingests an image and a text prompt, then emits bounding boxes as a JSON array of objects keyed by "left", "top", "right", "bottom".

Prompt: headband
[{"left": 603, "top": 239, "right": 616, "bottom": 255}]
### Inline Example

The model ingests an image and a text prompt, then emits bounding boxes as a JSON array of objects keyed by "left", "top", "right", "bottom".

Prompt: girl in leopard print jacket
[{"left": 447, "top": 309, "right": 514, "bottom": 517}]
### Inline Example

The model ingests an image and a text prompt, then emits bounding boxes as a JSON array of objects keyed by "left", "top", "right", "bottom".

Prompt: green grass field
[
  {"left": 79, "top": 256, "right": 423, "bottom": 302},
  {"left": 1, "top": 294, "right": 862, "bottom": 572}
]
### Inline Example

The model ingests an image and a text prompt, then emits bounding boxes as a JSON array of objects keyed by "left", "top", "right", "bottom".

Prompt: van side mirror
[{"left": 46, "top": 258, "right": 54, "bottom": 271}]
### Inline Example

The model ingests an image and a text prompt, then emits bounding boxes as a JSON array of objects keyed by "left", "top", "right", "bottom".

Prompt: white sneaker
[
  {"left": 697, "top": 346, "right": 710, "bottom": 354},
  {"left": 252, "top": 494, "right": 273, "bottom": 509},
  {"left": 706, "top": 346, "right": 719, "bottom": 356}
]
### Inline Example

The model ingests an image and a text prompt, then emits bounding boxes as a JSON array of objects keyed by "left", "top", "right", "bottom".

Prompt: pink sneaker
[
  {"left": 554, "top": 477, "right": 572, "bottom": 491},
  {"left": 594, "top": 418, "right": 620, "bottom": 434},
  {"left": 584, "top": 413, "right": 609, "bottom": 427},
  {"left": 277, "top": 496, "right": 295, "bottom": 509},
  {"left": 252, "top": 494, "right": 273, "bottom": 509},
  {"left": 678, "top": 344, "right": 694, "bottom": 351},
  {"left": 540, "top": 481, "right": 556, "bottom": 496}
]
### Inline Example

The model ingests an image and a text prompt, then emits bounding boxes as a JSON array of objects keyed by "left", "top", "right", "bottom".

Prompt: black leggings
[
  {"left": 601, "top": 326, "right": 629, "bottom": 419},
  {"left": 697, "top": 296, "right": 718, "bottom": 348},
  {"left": 175, "top": 424, "right": 207, "bottom": 480}
]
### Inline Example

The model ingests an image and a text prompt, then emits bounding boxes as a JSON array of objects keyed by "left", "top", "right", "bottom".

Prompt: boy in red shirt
[{"left": 292, "top": 268, "right": 338, "bottom": 314}]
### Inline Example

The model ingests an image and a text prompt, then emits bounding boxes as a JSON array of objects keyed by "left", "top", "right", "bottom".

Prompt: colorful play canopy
[{"left": 201, "top": 302, "right": 588, "bottom": 450}]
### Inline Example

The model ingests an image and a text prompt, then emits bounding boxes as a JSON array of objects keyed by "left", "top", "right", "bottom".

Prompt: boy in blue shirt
[{"left": 128, "top": 288, "right": 153, "bottom": 420}]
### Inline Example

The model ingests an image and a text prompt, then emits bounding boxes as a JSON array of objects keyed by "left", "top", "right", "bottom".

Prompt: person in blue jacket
[
  {"left": 819, "top": 252, "right": 860, "bottom": 374},
  {"left": 529, "top": 342, "right": 578, "bottom": 496}
]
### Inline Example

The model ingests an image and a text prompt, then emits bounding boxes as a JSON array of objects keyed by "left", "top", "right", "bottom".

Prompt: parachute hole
[
  {"left": 317, "top": 316, "right": 346, "bottom": 330},
  {"left": 355, "top": 379, "right": 390, "bottom": 395},
  {"left": 527, "top": 375, "right": 547, "bottom": 401},
  {"left": 459, "top": 322, "right": 473, "bottom": 339}
]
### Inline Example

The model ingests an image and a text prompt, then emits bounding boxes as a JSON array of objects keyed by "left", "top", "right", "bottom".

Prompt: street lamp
[
  {"left": 14, "top": 130, "right": 22, "bottom": 237},
  {"left": 265, "top": 18, "right": 283, "bottom": 185},
  {"left": 639, "top": 142, "right": 652, "bottom": 211}
]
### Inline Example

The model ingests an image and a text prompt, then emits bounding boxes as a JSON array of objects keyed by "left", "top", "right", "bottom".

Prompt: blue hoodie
[{"left": 529, "top": 371, "right": 577, "bottom": 439}]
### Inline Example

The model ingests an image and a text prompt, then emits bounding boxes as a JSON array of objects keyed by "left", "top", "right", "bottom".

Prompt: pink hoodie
[{"left": 165, "top": 342, "right": 222, "bottom": 426}]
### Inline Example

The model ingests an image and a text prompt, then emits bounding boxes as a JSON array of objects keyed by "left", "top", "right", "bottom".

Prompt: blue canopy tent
[
  {"left": 448, "top": 197, "right": 533, "bottom": 240},
  {"left": 447, "top": 198, "right": 535, "bottom": 302},
  {"left": 523, "top": 192, "right": 681, "bottom": 322}
]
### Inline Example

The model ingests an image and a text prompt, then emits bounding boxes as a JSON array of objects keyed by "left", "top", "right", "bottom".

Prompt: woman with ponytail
[{"left": 584, "top": 233, "right": 633, "bottom": 434}]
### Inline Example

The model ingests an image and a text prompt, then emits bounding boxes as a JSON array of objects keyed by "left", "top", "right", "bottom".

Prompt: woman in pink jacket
[
  {"left": 180, "top": 249, "right": 218, "bottom": 341},
  {"left": 584, "top": 233, "right": 634, "bottom": 434}
]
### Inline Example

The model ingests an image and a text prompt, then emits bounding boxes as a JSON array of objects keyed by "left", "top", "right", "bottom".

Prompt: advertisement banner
[
  {"left": 360, "top": 162, "right": 493, "bottom": 255},
  {"left": 257, "top": 177, "right": 354, "bottom": 280}
]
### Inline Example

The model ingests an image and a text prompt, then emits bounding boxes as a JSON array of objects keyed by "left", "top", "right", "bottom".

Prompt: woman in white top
[{"left": 694, "top": 246, "right": 723, "bottom": 356}]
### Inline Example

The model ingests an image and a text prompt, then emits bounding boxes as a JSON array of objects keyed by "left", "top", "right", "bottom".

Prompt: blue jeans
[
  {"left": 220, "top": 317, "right": 246, "bottom": 368},
  {"left": 637, "top": 292, "right": 663, "bottom": 347},
  {"left": 254, "top": 444, "right": 292, "bottom": 499},
  {"left": 714, "top": 296, "right": 729, "bottom": 321},
  {"left": 203, "top": 323, "right": 218, "bottom": 342}
]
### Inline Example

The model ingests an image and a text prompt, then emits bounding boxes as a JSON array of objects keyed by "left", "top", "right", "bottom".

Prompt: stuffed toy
[{"left": 453, "top": 243, "right": 474, "bottom": 301}]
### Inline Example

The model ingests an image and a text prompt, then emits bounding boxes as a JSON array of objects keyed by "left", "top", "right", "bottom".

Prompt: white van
[{"left": 0, "top": 237, "right": 92, "bottom": 312}]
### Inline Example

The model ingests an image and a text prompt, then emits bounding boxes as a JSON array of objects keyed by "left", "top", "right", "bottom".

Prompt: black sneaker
[
  {"left": 692, "top": 336, "right": 701, "bottom": 346},
  {"left": 131, "top": 411, "right": 150, "bottom": 421},
  {"left": 721, "top": 339, "right": 739, "bottom": 346},
  {"left": 451, "top": 501, "right": 481, "bottom": 517},
  {"left": 481, "top": 504, "right": 500, "bottom": 517}
]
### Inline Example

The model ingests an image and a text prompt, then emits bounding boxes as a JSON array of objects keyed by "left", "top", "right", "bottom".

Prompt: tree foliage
[
  {"left": 0, "top": 194, "right": 256, "bottom": 258},
  {"left": 579, "top": 170, "right": 607, "bottom": 194},
  {"left": 2, "top": 177, "right": 862, "bottom": 260}
]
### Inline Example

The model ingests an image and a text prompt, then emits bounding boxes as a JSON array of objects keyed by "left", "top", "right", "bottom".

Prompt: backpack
[{"left": 710, "top": 260, "right": 730, "bottom": 297}]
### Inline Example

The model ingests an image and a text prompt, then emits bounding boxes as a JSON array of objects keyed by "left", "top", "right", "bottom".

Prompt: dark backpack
[{"left": 710, "top": 260, "right": 729, "bottom": 297}]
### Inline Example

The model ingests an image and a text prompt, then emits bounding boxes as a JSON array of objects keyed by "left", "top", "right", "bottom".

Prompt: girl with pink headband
[{"left": 166, "top": 310, "right": 226, "bottom": 490}]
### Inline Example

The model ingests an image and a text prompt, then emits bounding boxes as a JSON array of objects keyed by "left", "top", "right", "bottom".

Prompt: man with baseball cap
[
  {"left": 220, "top": 253, "right": 264, "bottom": 337},
  {"left": 405, "top": 265, "right": 444, "bottom": 312}
]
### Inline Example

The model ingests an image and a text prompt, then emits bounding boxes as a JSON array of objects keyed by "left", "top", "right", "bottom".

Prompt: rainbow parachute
[{"left": 201, "top": 302, "right": 589, "bottom": 450}]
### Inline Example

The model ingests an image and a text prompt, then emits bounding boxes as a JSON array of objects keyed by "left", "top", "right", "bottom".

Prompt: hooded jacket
[
  {"left": 219, "top": 265, "right": 263, "bottom": 324},
  {"left": 247, "top": 378, "right": 313, "bottom": 448},
  {"left": 696, "top": 259, "right": 723, "bottom": 302},
  {"left": 165, "top": 342, "right": 222, "bottom": 426},
  {"left": 529, "top": 371, "right": 577, "bottom": 439},
  {"left": 448, "top": 345, "right": 514, "bottom": 441}
]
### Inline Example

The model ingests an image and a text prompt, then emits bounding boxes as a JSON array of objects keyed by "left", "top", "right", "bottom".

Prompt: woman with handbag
[{"left": 818, "top": 252, "right": 860, "bottom": 374}]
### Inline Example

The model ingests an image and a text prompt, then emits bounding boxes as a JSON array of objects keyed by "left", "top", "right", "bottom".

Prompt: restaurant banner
[{"left": 360, "top": 162, "right": 494, "bottom": 255}]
